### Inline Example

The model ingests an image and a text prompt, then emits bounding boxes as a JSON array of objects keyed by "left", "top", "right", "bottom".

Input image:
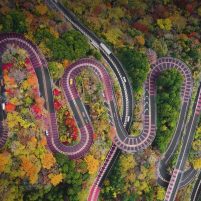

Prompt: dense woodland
[{"left": 0, "top": 0, "right": 201, "bottom": 201}]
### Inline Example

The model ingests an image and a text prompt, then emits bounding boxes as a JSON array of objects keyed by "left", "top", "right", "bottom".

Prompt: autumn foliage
[
  {"left": 48, "top": 173, "right": 63, "bottom": 186},
  {"left": 41, "top": 152, "right": 56, "bottom": 170},
  {"left": 0, "top": 152, "right": 11, "bottom": 173},
  {"left": 20, "top": 156, "right": 40, "bottom": 184},
  {"left": 84, "top": 155, "right": 99, "bottom": 175},
  {"left": 5, "top": 102, "right": 16, "bottom": 112},
  {"left": 36, "top": 4, "right": 48, "bottom": 16}
]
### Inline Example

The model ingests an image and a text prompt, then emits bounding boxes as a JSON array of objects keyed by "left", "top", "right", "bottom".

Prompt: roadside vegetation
[{"left": 155, "top": 69, "right": 183, "bottom": 153}]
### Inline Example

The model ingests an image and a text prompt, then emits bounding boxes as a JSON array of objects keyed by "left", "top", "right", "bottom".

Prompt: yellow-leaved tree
[
  {"left": 41, "top": 152, "right": 56, "bottom": 170},
  {"left": 192, "top": 158, "right": 201, "bottom": 169},
  {"left": 36, "top": 4, "right": 48, "bottom": 16},
  {"left": 103, "top": 27, "right": 123, "bottom": 47},
  {"left": 48, "top": 173, "right": 63, "bottom": 186},
  {"left": 157, "top": 186, "right": 165, "bottom": 200},
  {"left": 84, "top": 155, "right": 99, "bottom": 175},
  {"left": 20, "top": 156, "right": 41, "bottom": 184},
  {"left": 0, "top": 151, "right": 12, "bottom": 173}
]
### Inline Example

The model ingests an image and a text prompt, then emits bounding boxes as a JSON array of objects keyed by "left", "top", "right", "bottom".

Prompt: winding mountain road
[
  {"left": 0, "top": 3, "right": 201, "bottom": 200},
  {"left": 44, "top": 1, "right": 201, "bottom": 201},
  {"left": 45, "top": 0, "right": 136, "bottom": 197}
]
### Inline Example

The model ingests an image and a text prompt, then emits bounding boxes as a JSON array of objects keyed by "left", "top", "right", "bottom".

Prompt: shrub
[
  {"left": 157, "top": 18, "right": 172, "bottom": 31},
  {"left": 61, "top": 30, "right": 90, "bottom": 60},
  {"left": 34, "top": 28, "right": 54, "bottom": 44},
  {"left": 152, "top": 38, "right": 168, "bottom": 57},
  {"left": 169, "top": 14, "right": 187, "bottom": 33}
]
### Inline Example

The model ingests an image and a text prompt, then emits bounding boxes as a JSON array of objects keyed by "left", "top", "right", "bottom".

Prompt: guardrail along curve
[
  {"left": 88, "top": 57, "right": 195, "bottom": 201},
  {"left": 45, "top": 0, "right": 135, "bottom": 198},
  {"left": 164, "top": 82, "right": 201, "bottom": 201},
  {"left": 0, "top": 34, "right": 93, "bottom": 159},
  {"left": 111, "top": 57, "right": 192, "bottom": 152}
]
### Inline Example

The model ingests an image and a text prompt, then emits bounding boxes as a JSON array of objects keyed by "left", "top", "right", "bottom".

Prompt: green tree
[
  {"left": 0, "top": 10, "right": 27, "bottom": 33},
  {"left": 35, "top": 28, "right": 91, "bottom": 61},
  {"left": 101, "top": 157, "right": 125, "bottom": 201},
  {"left": 34, "top": 28, "right": 54, "bottom": 44},
  {"left": 46, "top": 38, "right": 70, "bottom": 61},
  {"left": 61, "top": 30, "right": 90, "bottom": 60},
  {"left": 118, "top": 48, "right": 150, "bottom": 93},
  {"left": 55, "top": 153, "right": 85, "bottom": 201}
]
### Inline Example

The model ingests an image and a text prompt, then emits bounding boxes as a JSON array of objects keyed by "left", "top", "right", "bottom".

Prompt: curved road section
[
  {"left": 112, "top": 57, "right": 192, "bottom": 152},
  {"left": 45, "top": 0, "right": 134, "bottom": 130},
  {"left": 88, "top": 57, "right": 194, "bottom": 200},
  {"left": 0, "top": 34, "right": 94, "bottom": 159},
  {"left": 0, "top": 33, "right": 50, "bottom": 149},
  {"left": 164, "top": 82, "right": 201, "bottom": 201},
  {"left": 0, "top": 34, "right": 133, "bottom": 160},
  {"left": 155, "top": 58, "right": 197, "bottom": 190},
  {"left": 45, "top": 0, "right": 134, "bottom": 197}
]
